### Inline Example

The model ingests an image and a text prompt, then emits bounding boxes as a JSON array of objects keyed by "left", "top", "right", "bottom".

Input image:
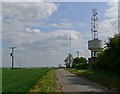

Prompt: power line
[
  {"left": 101, "top": 18, "right": 118, "bottom": 41},
  {"left": 103, "top": 18, "right": 118, "bottom": 36}
]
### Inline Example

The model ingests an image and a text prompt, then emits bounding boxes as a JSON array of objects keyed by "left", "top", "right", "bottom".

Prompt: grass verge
[
  {"left": 28, "top": 69, "right": 57, "bottom": 93},
  {"left": 66, "top": 68, "right": 120, "bottom": 92}
]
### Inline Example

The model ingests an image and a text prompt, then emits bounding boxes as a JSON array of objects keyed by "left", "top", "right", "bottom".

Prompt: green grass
[
  {"left": 28, "top": 69, "right": 57, "bottom": 93},
  {"left": 0, "top": 68, "right": 2, "bottom": 93},
  {"left": 2, "top": 68, "right": 52, "bottom": 93},
  {"left": 66, "top": 68, "right": 120, "bottom": 92}
]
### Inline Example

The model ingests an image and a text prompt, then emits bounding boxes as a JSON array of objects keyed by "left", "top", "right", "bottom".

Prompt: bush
[
  {"left": 72, "top": 57, "right": 88, "bottom": 69},
  {"left": 76, "top": 63, "right": 88, "bottom": 70},
  {"left": 92, "top": 34, "right": 120, "bottom": 73}
]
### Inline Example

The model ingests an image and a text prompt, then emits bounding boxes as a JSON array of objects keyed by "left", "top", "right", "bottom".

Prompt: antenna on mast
[
  {"left": 91, "top": 9, "right": 98, "bottom": 39},
  {"left": 64, "top": 33, "right": 73, "bottom": 68},
  {"left": 69, "top": 34, "right": 71, "bottom": 53},
  {"left": 77, "top": 51, "right": 80, "bottom": 58},
  {"left": 88, "top": 9, "right": 103, "bottom": 68}
]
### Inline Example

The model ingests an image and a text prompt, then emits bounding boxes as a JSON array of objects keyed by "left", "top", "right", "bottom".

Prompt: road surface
[{"left": 56, "top": 69, "right": 113, "bottom": 93}]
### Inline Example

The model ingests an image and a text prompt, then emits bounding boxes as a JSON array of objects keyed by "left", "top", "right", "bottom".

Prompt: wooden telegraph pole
[{"left": 10, "top": 47, "right": 16, "bottom": 69}]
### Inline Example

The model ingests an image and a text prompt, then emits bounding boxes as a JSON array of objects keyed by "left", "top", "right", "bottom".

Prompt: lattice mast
[
  {"left": 88, "top": 9, "right": 103, "bottom": 58},
  {"left": 91, "top": 9, "right": 98, "bottom": 39},
  {"left": 69, "top": 34, "right": 71, "bottom": 53}
]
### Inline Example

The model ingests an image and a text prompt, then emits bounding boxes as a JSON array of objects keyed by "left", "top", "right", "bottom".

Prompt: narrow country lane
[{"left": 56, "top": 69, "right": 113, "bottom": 93}]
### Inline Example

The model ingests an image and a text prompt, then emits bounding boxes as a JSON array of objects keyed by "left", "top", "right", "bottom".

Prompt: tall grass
[{"left": 28, "top": 69, "right": 57, "bottom": 93}]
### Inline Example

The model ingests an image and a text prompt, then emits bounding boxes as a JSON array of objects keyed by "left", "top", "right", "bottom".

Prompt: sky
[{"left": 1, "top": 0, "right": 119, "bottom": 68}]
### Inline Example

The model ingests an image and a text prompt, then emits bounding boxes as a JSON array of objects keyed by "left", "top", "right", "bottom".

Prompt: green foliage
[
  {"left": 72, "top": 57, "right": 88, "bottom": 69},
  {"left": 2, "top": 68, "right": 51, "bottom": 93},
  {"left": 92, "top": 34, "right": 120, "bottom": 72}
]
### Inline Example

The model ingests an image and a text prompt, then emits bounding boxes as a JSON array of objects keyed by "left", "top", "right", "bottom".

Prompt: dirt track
[{"left": 56, "top": 69, "right": 112, "bottom": 93}]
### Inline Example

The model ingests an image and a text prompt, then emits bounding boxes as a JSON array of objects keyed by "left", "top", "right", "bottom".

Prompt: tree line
[
  {"left": 72, "top": 34, "right": 120, "bottom": 73},
  {"left": 92, "top": 34, "right": 120, "bottom": 72}
]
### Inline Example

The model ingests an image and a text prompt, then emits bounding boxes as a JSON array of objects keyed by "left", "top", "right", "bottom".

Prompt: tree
[
  {"left": 72, "top": 57, "right": 88, "bottom": 69},
  {"left": 92, "top": 34, "right": 120, "bottom": 72}
]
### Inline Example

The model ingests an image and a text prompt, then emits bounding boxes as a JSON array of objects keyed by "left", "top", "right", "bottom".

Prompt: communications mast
[
  {"left": 88, "top": 9, "right": 103, "bottom": 65},
  {"left": 64, "top": 34, "right": 73, "bottom": 68}
]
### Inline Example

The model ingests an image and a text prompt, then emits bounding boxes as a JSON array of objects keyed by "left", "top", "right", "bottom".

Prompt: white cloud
[
  {"left": 3, "top": 27, "right": 81, "bottom": 45},
  {"left": 78, "top": 22, "right": 87, "bottom": 26},
  {"left": 41, "top": 21, "right": 87, "bottom": 29},
  {"left": 51, "top": 30, "right": 80, "bottom": 40},
  {"left": 2, "top": 2, "right": 57, "bottom": 21},
  {"left": 105, "top": 2, "right": 118, "bottom": 19},
  {"left": 4, "top": 2, "right": 118, "bottom": 67},
  {"left": 2, "top": 2, "right": 63, "bottom": 67},
  {"left": 2, "top": 2, "right": 58, "bottom": 44},
  {"left": 99, "top": 1, "right": 118, "bottom": 42},
  {"left": 2, "top": 27, "right": 87, "bottom": 67},
  {"left": 56, "top": 22, "right": 73, "bottom": 28},
  {"left": 26, "top": 28, "right": 41, "bottom": 33},
  {"left": 51, "top": 23, "right": 71, "bottom": 29},
  {"left": 2, "top": 2, "right": 89, "bottom": 67}
]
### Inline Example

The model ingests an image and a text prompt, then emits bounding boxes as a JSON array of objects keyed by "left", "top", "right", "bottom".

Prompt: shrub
[
  {"left": 92, "top": 34, "right": 120, "bottom": 73},
  {"left": 72, "top": 57, "right": 88, "bottom": 69}
]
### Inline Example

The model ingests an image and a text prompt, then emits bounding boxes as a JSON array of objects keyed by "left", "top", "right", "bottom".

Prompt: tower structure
[
  {"left": 88, "top": 9, "right": 103, "bottom": 65},
  {"left": 70, "top": 34, "right": 72, "bottom": 53},
  {"left": 64, "top": 34, "right": 73, "bottom": 68},
  {"left": 77, "top": 51, "right": 80, "bottom": 58}
]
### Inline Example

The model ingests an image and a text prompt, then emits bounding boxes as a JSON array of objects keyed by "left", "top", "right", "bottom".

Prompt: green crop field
[
  {"left": 0, "top": 69, "right": 2, "bottom": 94},
  {"left": 2, "top": 68, "right": 52, "bottom": 93}
]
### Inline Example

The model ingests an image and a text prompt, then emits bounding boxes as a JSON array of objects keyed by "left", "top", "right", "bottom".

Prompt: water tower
[{"left": 88, "top": 9, "right": 103, "bottom": 65}]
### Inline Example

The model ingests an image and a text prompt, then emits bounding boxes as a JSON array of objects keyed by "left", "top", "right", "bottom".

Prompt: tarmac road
[{"left": 55, "top": 69, "right": 113, "bottom": 93}]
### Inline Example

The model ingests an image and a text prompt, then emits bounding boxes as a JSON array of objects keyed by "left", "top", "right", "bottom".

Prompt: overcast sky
[{"left": 1, "top": 0, "right": 118, "bottom": 68}]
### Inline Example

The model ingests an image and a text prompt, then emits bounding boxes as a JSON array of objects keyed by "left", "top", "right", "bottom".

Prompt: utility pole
[{"left": 10, "top": 47, "right": 16, "bottom": 69}]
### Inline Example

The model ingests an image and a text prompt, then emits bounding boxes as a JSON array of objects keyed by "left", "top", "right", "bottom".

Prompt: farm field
[
  {"left": 0, "top": 69, "right": 2, "bottom": 93},
  {"left": 2, "top": 68, "right": 55, "bottom": 93}
]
